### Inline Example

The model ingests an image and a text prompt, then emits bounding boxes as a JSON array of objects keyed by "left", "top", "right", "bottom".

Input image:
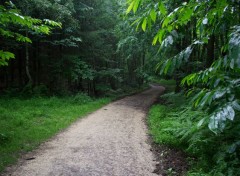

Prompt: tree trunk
[{"left": 25, "top": 32, "right": 33, "bottom": 86}]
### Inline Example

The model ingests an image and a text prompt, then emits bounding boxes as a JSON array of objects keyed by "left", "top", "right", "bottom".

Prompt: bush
[
  {"left": 33, "top": 84, "right": 49, "bottom": 96},
  {"left": 149, "top": 92, "right": 240, "bottom": 175},
  {"left": 71, "top": 93, "right": 93, "bottom": 104}
]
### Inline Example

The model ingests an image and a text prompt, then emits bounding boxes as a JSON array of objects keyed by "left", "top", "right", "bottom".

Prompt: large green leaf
[
  {"left": 150, "top": 9, "right": 157, "bottom": 22},
  {"left": 142, "top": 18, "right": 147, "bottom": 31}
]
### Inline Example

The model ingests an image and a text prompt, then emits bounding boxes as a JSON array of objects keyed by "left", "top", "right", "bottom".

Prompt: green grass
[
  {"left": 0, "top": 96, "right": 111, "bottom": 172},
  {"left": 148, "top": 92, "right": 211, "bottom": 175},
  {"left": 148, "top": 93, "right": 187, "bottom": 147},
  {"left": 148, "top": 104, "right": 181, "bottom": 146},
  {"left": 148, "top": 91, "right": 240, "bottom": 175}
]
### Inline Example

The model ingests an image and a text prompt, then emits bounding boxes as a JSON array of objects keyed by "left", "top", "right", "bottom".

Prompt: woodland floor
[{"left": 2, "top": 85, "right": 187, "bottom": 176}]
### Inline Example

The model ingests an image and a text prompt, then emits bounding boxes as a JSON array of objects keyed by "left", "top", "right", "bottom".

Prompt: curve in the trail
[{"left": 3, "top": 85, "right": 165, "bottom": 176}]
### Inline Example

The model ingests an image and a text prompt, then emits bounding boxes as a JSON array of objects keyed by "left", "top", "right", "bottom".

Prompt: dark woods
[{"left": 0, "top": 0, "right": 147, "bottom": 96}]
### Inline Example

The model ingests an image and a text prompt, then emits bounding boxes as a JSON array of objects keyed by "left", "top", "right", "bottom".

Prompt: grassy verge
[
  {"left": 0, "top": 95, "right": 111, "bottom": 172},
  {"left": 148, "top": 92, "right": 211, "bottom": 175},
  {"left": 149, "top": 89, "right": 240, "bottom": 175}
]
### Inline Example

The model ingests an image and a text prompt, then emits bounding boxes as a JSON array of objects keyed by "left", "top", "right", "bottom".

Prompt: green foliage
[
  {"left": 71, "top": 93, "right": 93, "bottom": 104},
  {"left": 1, "top": 0, "right": 147, "bottom": 96},
  {"left": 0, "top": 50, "right": 14, "bottom": 66},
  {"left": 180, "top": 26, "right": 240, "bottom": 133},
  {"left": 116, "top": 4, "right": 159, "bottom": 86},
  {"left": 53, "top": 56, "right": 95, "bottom": 82},
  {"left": 0, "top": 1, "right": 61, "bottom": 66},
  {"left": 149, "top": 104, "right": 182, "bottom": 146},
  {"left": 157, "top": 45, "right": 194, "bottom": 75},
  {"left": 126, "top": 0, "right": 240, "bottom": 135},
  {"left": 126, "top": 5, "right": 240, "bottom": 175},
  {"left": 149, "top": 92, "right": 240, "bottom": 175},
  {"left": 0, "top": 96, "right": 110, "bottom": 172}
]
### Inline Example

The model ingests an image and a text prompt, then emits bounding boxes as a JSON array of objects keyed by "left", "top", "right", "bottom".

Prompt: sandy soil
[{"left": 3, "top": 85, "right": 165, "bottom": 176}]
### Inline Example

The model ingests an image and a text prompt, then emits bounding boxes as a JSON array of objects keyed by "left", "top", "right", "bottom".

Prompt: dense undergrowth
[{"left": 149, "top": 91, "right": 240, "bottom": 175}]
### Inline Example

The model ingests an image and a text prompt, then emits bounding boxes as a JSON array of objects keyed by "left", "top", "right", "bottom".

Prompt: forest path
[{"left": 4, "top": 85, "right": 165, "bottom": 176}]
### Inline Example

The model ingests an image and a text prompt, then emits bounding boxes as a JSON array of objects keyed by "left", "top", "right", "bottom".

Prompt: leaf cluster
[{"left": 0, "top": 1, "right": 61, "bottom": 66}]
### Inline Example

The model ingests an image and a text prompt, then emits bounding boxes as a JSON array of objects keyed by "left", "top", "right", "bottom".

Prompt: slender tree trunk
[
  {"left": 37, "top": 41, "right": 40, "bottom": 86},
  {"left": 25, "top": 32, "right": 32, "bottom": 86}
]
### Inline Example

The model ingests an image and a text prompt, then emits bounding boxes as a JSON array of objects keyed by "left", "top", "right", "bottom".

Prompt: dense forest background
[{"left": 0, "top": 0, "right": 156, "bottom": 96}]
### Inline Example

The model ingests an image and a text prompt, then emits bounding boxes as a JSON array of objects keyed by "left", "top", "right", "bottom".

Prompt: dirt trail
[{"left": 3, "top": 85, "right": 165, "bottom": 176}]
